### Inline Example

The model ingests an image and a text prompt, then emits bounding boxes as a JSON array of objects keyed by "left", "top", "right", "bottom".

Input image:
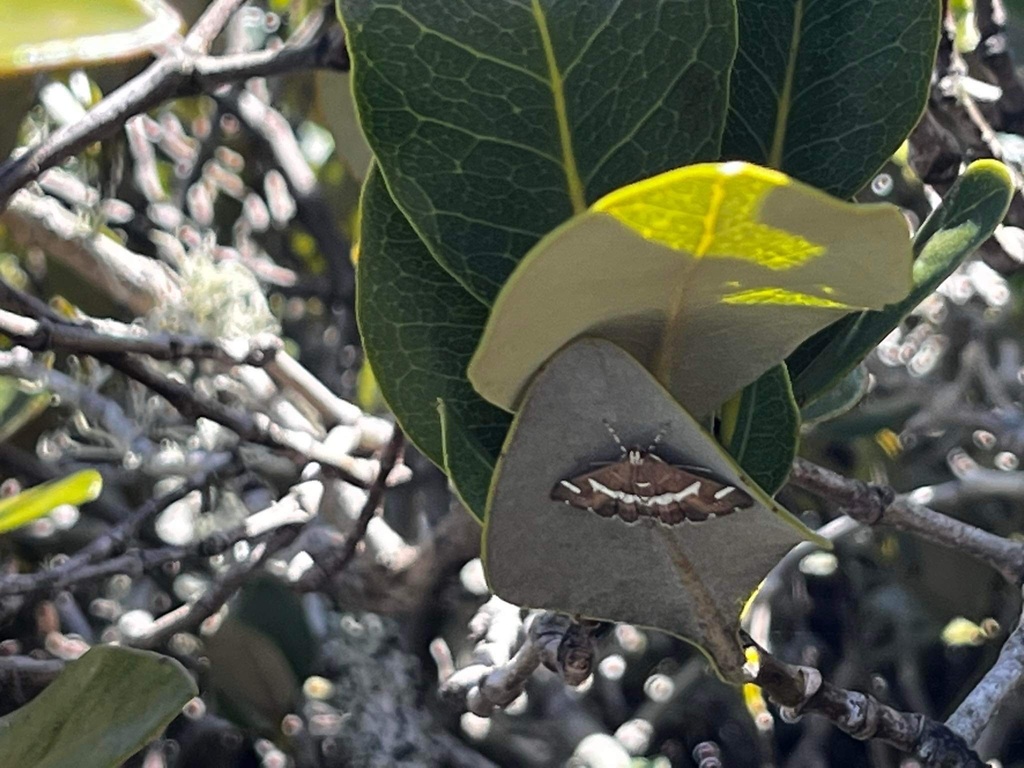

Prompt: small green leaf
[
  {"left": 789, "top": 159, "right": 1014, "bottom": 404},
  {"left": 724, "top": 0, "right": 940, "bottom": 198},
  {"left": 357, "top": 167, "right": 510, "bottom": 496},
  {"left": 439, "top": 399, "right": 499, "bottom": 520},
  {"left": 469, "top": 162, "right": 912, "bottom": 419},
  {"left": 0, "top": 646, "right": 196, "bottom": 768},
  {"left": 339, "top": 0, "right": 735, "bottom": 303},
  {"left": 800, "top": 365, "right": 869, "bottom": 425},
  {"left": 719, "top": 365, "right": 799, "bottom": 495},
  {"left": 0, "top": 470, "right": 102, "bottom": 534},
  {"left": 483, "top": 339, "right": 825, "bottom": 680}
]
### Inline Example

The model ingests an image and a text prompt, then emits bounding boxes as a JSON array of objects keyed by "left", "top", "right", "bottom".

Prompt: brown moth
[{"left": 551, "top": 448, "right": 755, "bottom": 525}]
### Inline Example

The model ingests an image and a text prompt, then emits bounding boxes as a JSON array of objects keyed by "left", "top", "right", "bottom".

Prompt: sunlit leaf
[
  {"left": 339, "top": 0, "right": 735, "bottom": 303},
  {"left": 0, "top": 470, "right": 102, "bottom": 534},
  {"left": 484, "top": 339, "right": 825, "bottom": 679},
  {"left": 0, "top": 645, "right": 196, "bottom": 768},
  {"left": 469, "top": 162, "right": 912, "bottom": 419}
]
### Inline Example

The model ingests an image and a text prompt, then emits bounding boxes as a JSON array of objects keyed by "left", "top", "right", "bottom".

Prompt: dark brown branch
[
  {"left": 296, "top": 427, "right": 405, "bottom": 590},
  {"left": 789, "top": 458, "right": 1024, "bottom": 583},
  {"left": 0, "top": 4, "right": 349, "bottom": 211},
  {"left": 129, "top": 524, "right": 301, "bottom": 649},
  {"left": 0, "top": 457, "right": 235, "bottom": 597},
  {"left": 751, "top": 649, "right": 985, "bottom": 767}
]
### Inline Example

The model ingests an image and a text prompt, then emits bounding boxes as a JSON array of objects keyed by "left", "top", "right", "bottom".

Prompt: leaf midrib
[
  {"left": 531, "top": 0, "right": 587, "bottom": 214},
  {"left": 769, "top": 0, "right": 805, "bottom": 168}
]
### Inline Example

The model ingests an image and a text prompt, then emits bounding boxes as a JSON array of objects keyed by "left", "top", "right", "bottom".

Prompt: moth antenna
[
  {"left": 601, "top": 418, "right": 627, "bottom": 458},
  {"left": 647, "top": 421, "right": 671, "bottom": 452}
]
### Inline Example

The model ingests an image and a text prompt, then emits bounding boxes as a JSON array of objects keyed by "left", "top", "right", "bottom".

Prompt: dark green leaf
[
  {"left": 339, "top": 0, "right": 735, "bottom": 303},
  {"left": 357, "top": 167, "right": 510, "bottom": 515},
  {"left": 0, "top": 646, "right": 196, "bottom": 768},
  {"left": 724, "top": 0, "right": 940, "bottom": 197},
  {"left": 439, "top": 399, "right": 501, "bottom": 520},
  {"left": 720, "top": 365, "right": 798, "bottom": 494},
  {"left": 789, "top": 159, "right": 1014, "bottom": 404}
]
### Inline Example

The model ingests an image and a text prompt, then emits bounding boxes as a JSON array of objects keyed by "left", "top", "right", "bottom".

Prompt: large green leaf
[
  {"left": 469, "top": 162, "right": 912, "bottom": 419},
  {"left": 357, "top": 167, "right": 510, "bottom": 519},
  {"left": 723, "top": 0, "right": 940, "bottom": 198},
  {"left": 719, "top": 365, "right": 798, "bottom": 494},
  {"left": 483, "top": 339, "right": 825, "bottom": 681},
  {"left": 789, "top": 159, "right": 1014, "bottom": 405},
  {"left": 339, "top": 0, "right": 735, "bottom": 303},
  {"left": 0, "top": 646, "right": 196, "bottom": 768}
]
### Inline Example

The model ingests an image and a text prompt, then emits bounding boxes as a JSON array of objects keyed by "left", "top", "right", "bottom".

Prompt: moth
[{"left": 551, "top": 448, "right": 755, "bottom": 525}]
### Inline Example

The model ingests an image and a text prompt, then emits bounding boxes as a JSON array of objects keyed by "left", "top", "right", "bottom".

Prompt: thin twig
[
  {"left": 129, "top": 524, "right": 301, "bottom": 649},
  {"left": 0, "top": 306, "right": 280, "bottom": 365},
  {"left": 296, "top": 426, "right": 405, "bottom": 590},
  {"left": 0, "top": 456, "right": 234, "bottom": 597}
]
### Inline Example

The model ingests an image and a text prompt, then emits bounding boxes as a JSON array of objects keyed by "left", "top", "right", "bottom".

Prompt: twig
[
  {"left": 0, "top": 455, "right": 234, "bottom": 597},
  {"left": 947, "top": 595, "right": 1024, "bottom": 747},
  {"left": 0, "top": 306, "right": 280, "bottom": 365},
  {"left": 296, "top": 426, "right": 405, "bottom": 590},
  {"left": 129, "top": 525, "right": 300, "bottom": 649},
  {"left": 750, "top": 647, "right": 985, "bottom": 767},
  {"left": 789, "top": 458, "right": 1024, "bottom": 583},
  {"left": 1, "top": 190, "right": 182, "bottom": 314},
  {"left": 0, "top": 5, "right": 349, "bottom": 211}
]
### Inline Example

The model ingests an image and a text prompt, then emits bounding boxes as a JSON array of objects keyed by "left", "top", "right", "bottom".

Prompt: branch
[
  {"left": 0, "top": 4, "right": 349, "bottom": 210},
  {"left": 789, "top": 458, "right": 1024, "bottom": 583},
  {"left": 0, "top": 306, "right": 279, "bottom": 366},
  {"left": 750, "top": 648, "right": 985, "bottom": 767},
  {"left": 436, "top": 597, "right": 601, "bottom": 717}
]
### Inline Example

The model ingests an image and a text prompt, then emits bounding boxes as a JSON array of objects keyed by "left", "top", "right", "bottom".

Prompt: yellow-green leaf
[
  {"left": 483, "top": 339, "right": 825, "bottom": 680},
  {"left": 469, "top": 162, "right": 912, "bottom": 419},
  {"left": 0, "top": 470, "right": 102, "bottom": 534},
  {"left": 0, "top": 0, "right": 181, "bottom": 76}
]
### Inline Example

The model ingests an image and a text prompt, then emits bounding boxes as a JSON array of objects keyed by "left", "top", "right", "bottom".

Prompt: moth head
[{"left": 627, "top": 449, "right": 642, "bottom": 465}]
